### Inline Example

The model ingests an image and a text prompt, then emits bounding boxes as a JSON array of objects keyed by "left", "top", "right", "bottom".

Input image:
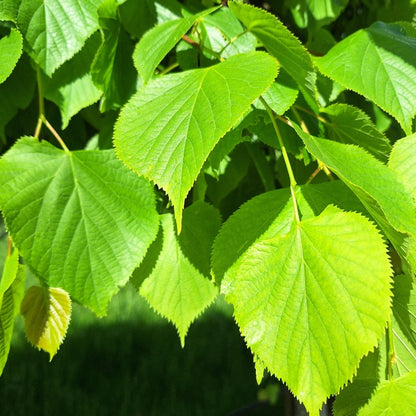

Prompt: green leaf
[
  {"left": 17, "top": 0, "right": 103, "bottom": 76},
  {"left": 198, "top": 7, "right": 257, "bottom": 59},
  {"left": 0, "top": 54, "right": 35, "bottom": 142},
  {"left": 0, "top": 137, "right": 159, "bottom": 315},
  {"left": 41, "top": 34, "right": 102, "bottom": 129},
  {"left": 178, "top": 201, "right": 221, "bottom": 277},
  {"left": 21, "top": 285, "right": 71, "bottom": 360},
  {"left": 294, "top": 125, "right": 416, "bottom": 275},
  {"left": 0, "top": 255, "right": 25, "bottom": 375},
  {"left": 332, "top": 350, "right": 382, "bottom": 416},
  {"left": 0, "top": 28, "right": 23, "bottom": 84},
  {"left": 91, "top": 1, "right": 136, "bottom": 112},
  {"left": 0, "top": 0, "right": 20, "bottom": 22},
  {"left": 222, "top": 205, "right": 392, "bottom": 415},
  {"left": 228, "top": 1, "right": 317, "bottom": 111},
  {"left": 321, "top": 104, "right": 392, "bottom": 163},
  {"left": 211, "top": 188, "right": 292, "bottom": 283},
  {"left": 356, "top": 371, "right": 416, "bottom": 416},
  {"left": 114, "top": 51, "right": 278, "bottom": 230},
  {"left": 316, "top": 22, "right": 416, "bottom": 134},
  {"left": 389, "top": 134, "right": 416, "bottom": 200},
  {"left": 139, "top": 213, "right": 218, "bottom": 346},
  {"left": 133, "top": 7, "right": 219, "bottom": 84},
  {"left": 258, "top": 69, "right": 299, "bottom": 116}
]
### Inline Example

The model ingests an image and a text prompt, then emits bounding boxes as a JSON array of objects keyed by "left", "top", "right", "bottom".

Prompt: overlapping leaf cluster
[{"left": 0, "top": 0, "right": 416, "bottom": 414}]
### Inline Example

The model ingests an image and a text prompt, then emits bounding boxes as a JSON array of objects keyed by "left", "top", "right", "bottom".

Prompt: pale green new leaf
[
  {"left": 0, "top": 137, "right": 159, "bottom": 315},
  {"left": 0, "top": 257, "right": 25, "bottom": 375},
  {"left": 133, "top": 7, "right": 219, "bottom": 84},
  {"left": 317, "top": 22, "right": 416, "bottom": 134},
  {"left": 0, "top": 29, "right": 23, "bottom": 84},
  {"left": 389, "top": 134, "right": 416, "bottom": 200},
  {"left": 114, "top": 51, "right": 278, "bottom": 230},
  {"left": 17, "top": 0, "right": 103, "bottom": 76},
  {"left": 140, "top": 214, "right": 218, "bottom": 346},
  {"left": 321, "top": 104, "right": 392, "bottom": 162},
  {"left": 222, "top": 205, "right": 392, "bottom": 415},
  {"left": 357, "top": 371, "right": 416, "bottom": 416},
  {"left": 294, "top": 125, "right": 416, "bottom": 274},
  {"left": 21, "top": 286, "right": 71, "bottom": 360},
  {"left": 42, "top": 34, "right": 102, "bottom": 129},
  {"left": 228, "top": 1, "right": 317, "bottom": 111}
]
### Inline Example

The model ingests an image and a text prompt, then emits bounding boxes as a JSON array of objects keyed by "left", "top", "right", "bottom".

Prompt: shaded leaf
[
  {"left": 139, "top": 213, "right": 218, "bottom": 346},
  {"left": 317, "top": 22, "right": 416, "bottom": 134},
  {"left": 21, "top": 286, "right": 71, "bottom": 360},
  {"left": 114, "top": 51, "right": 278, "bottom": 230},
  {"left": 42, "top": 34, "right": 102, "bottom": 129},
  {"left": 222, "top": 205, "right": 392, "bottom": 415},
  {"left": 321, "top": 104, "right": 392, "bottom": 162},
  {"left": 0, "top": 137, "right": 159, "bottom": 315}
]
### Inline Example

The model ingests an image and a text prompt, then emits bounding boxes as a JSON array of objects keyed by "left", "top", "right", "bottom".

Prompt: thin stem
[
  {"left": 294, "top": 105, "right": 328, "bottom": 124},
  {"left": 261, "top": 97, "right": 300, "bottom": 222},
  {"left": 159, "top": 62, "right": 179, "bottom": 76},
  {"left": 42, "top": 115, "right": 69, "bottom": 152},
  {"left": 387, "top": 318, "right": 395, "bottom": 380},
  {"left": 181, "top": 34, "right": 223, "bottom": 60},
  {"left": 292, "top": 106, "right": 310, "bottom": 134},
  {"left": 34, "top": 65, "right": 45, "bottom": 138},
  {"left": 218, "top": 29, "right": 249, "bottom": 55},
  {"left": 7, "top": 237, "right": 12, "bottom": 257}
]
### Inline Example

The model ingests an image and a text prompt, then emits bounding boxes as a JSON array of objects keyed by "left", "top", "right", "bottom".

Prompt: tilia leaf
[
  {"left": 389, "top": 133, "right": 416, "bottom": 200},
  {"left": 133, "top": 6, "right": 220, "bottom": 84},
  {"left": 21, "top": 286, "right": 71, "bottom": 360},
  {"left": 0, "top": 137, "right": 159, "bottom": 315},
  {"left": 228, "top": 0, "right": 317, "bottom": 111},
  {"left": 316, "top": 22, "right": 416, "bottom": 134},
  {"left": 0, "top": 249, "right": 25, "bottom": 375},
  {"left": 114, "top": 51, "right": 278, "bottom": 231},
  {"left": 222, "top": 205, "right": 392, "bottom": 415},
  {"left": 139, "top": 212, "right": 218, "bottom": 347},
  {"left": 294, "top": 125, "right": 416, "bottom": 275},
  {"left": 0, "top": 28, "right": 23, "bottom": 84},
  {"left": 357, "top": 371, "right": 416, "bottom": 416},
  {"left": 17, "top": 0, "right": 103, "bottom": 76}
]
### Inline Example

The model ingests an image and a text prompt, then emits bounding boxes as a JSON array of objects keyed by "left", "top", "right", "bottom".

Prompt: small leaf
[
  {"left": 139, "top": 213, "right": 218, "bottom": 346},
  {"left": 389, "top": 133, "right": 416, "bottom": 200},
  {"left": 228, "top": 0, "right": 317, "bottom": 111},
  {"left": 133, "top": 7, "right": 219, "bottom": 84},
  {"left": 21, "top": 286, "right": 71, "bottom": 360},
  {"left": 17, "top": 0, "right": 103, "bottom": 76},
  {"left": 114, "top": 51, "right": 278, "bottom": 230},
  {"left": 356, "top": 371, "right": 416, "bottom": 416},
  {"left": 316, "top": 22, "right": 416, "bottom": 134},
  {"left": 0, "top": 258, "right": 25, "bottom": 375},
  {"left": 42, "top": 34, "right": 103, "bottom": 129},
  {"left": 321, "top": 103, "right": 392, "bottom": 162},
  {"left": 0, "top": 29, "right": 23, "bottom": 84},
  {"left": 0, "top": 137, "right": 159, "bottom": 315},
  {"left": 0, "top": 0, "right": 20, "bottom": 22},
  {"left": 222, "top": 205, "right": 392, "bottom": 415}
]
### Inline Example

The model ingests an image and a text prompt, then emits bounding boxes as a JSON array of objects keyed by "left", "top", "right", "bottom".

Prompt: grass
[{"left": 0, "top": 282, "right": 285, "bottom": 416}]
